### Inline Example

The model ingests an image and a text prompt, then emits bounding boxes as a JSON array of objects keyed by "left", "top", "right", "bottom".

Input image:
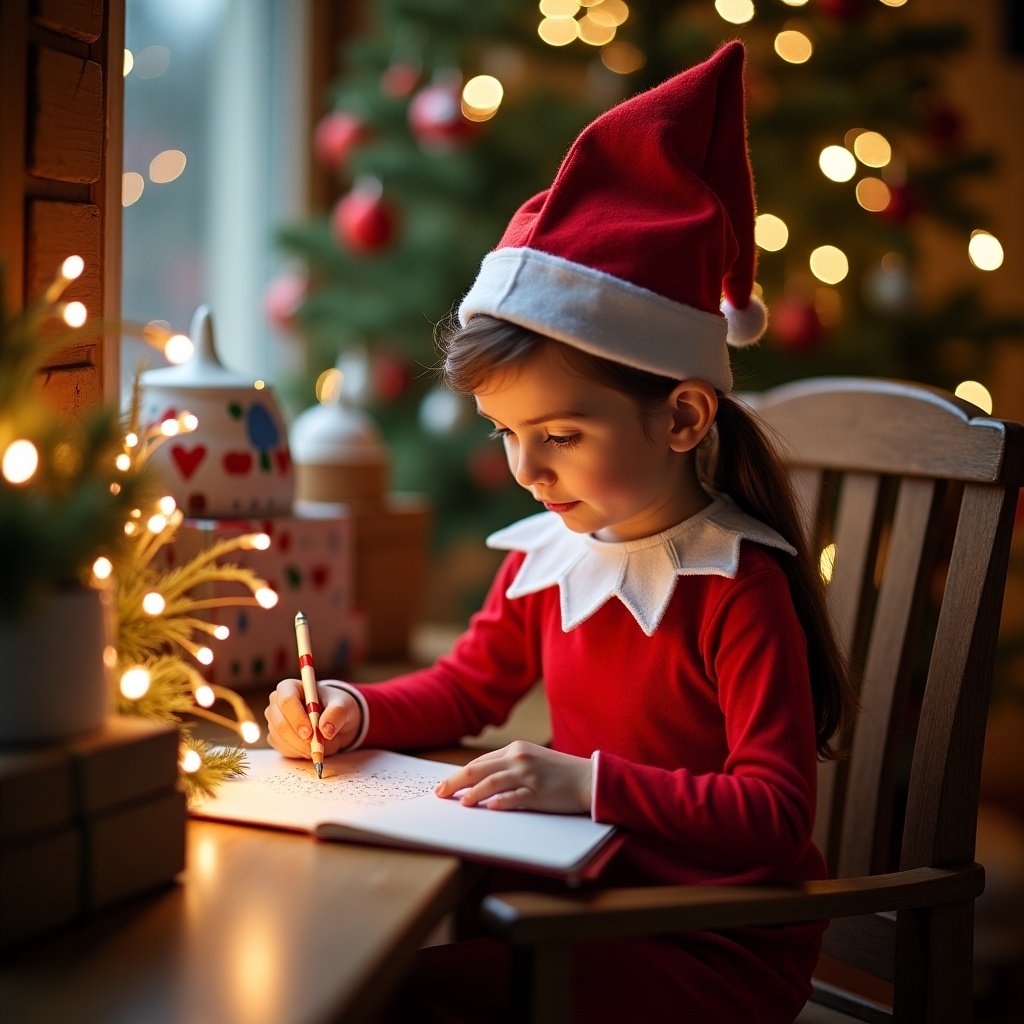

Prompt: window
[{"left": 122, "top": 0, "right": 309, "bottom": 395}]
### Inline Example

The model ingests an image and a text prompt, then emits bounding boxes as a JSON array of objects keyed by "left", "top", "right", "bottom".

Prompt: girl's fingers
[
  {"left": 456, "top": 768, "right": 525, "bottom": 807},
  {"left": 274, "top": 679, "right": 314, "bottom": 739}
]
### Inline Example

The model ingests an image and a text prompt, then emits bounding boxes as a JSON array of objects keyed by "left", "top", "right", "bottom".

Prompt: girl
[{"left": 268, "top": 41, "right": 853, "bottom": 1023}]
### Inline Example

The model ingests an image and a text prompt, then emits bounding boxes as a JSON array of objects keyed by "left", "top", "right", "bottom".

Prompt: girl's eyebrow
[{"left": 476, "top": 407, "right": 591, "bottom": 427}]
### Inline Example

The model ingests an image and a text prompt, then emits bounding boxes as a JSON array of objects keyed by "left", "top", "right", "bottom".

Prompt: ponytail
[{"left": 705, "top": 395, "right": 855, "bottom": 759}]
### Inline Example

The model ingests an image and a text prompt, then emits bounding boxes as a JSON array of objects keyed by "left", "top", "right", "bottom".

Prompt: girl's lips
[{"left": 543, "top": 500, "right": 580, "bottom": 514}]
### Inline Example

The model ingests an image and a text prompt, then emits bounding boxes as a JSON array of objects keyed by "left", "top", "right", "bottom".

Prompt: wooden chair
[{"left": 480, "top": 377, "right": 1024, "bottom": 1024}]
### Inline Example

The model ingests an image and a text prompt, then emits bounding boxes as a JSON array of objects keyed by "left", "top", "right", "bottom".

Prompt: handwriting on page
[{"left": 259, "top": 768, "right": 439, "bottom": 807}]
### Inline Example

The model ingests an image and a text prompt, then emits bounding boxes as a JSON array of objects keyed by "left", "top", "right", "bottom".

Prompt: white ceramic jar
[{"left": 140, "top": 306, "right": 294, "bottom": 518}]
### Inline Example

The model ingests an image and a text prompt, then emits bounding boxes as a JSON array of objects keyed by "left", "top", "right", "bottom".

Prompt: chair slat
[
  {"left": 822, "top": 913, "right": 896, "bottom": 982},
  {"left": 828, "top": 473, "right": 886, "bottom": 666},
  {"left": 902, "top": 483, "right": 1017, "bottom": 869},
  {"left": 838, "top": 478, "right": 941, "bottom": 877}
]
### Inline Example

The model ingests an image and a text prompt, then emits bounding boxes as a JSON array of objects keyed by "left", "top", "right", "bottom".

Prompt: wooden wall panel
[
  {"left": 32, "top": 0, "right": 104, "bottom": 42},
  {"left": 1, "top": 0, "right": 123, "bottom": 417},
  {"left": 29, "top": 48, "right": 104, "bottom": 184}
]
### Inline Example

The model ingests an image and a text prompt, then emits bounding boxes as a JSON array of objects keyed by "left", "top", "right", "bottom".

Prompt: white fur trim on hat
[{"left": 459, "top": 247, "right": 734, "bottom": 393}]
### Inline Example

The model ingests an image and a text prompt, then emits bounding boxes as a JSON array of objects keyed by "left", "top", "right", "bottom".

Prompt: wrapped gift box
[
  {"left": 0, "top": 716, "right": 184, "bottom": 951},
  {"left": 162, "top": 512, "right": 361, "bottom": 688}
]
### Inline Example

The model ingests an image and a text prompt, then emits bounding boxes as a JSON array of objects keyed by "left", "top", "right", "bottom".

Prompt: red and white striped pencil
[{"left": 294, "top": 611, "right": 325, "bottom": 778}]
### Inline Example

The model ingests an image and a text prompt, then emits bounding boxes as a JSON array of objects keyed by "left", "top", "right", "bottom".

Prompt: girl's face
[{"left": 475, "top": 344, "right": 705, "bottom": 542}]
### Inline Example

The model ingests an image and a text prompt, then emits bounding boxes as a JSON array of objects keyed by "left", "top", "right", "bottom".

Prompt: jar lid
[
  {"left": 141, "top": 306, "right": 256, "bottom": 389},
  {"left": 290, "top": 397, "right": 387, "bottom": 465}
]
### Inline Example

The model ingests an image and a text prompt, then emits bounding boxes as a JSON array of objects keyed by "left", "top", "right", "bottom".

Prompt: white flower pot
[{"left": 0, "top": 587, "right": 110, "bottom": 743}]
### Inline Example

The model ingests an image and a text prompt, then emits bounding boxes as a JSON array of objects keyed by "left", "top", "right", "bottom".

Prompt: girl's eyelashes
[
  {"left": 544, "top": 432, "right": 581, "bottom": 449},
  {"left": 487, "top": 427, "right": 582, "bottom": 450}
]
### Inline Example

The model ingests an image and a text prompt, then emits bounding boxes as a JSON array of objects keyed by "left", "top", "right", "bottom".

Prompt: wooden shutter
[{"left": 0, "top": 0, "right": 124, "bottom": 417}]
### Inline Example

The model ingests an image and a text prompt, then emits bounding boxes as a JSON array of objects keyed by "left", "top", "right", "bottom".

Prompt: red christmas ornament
[
  {"left": 408, "top": 83, "right": 478, "bottom": 150},
  {"left": 816, "top": 0, "right": 873, "bottom": 21},
  {"left": 878, "top": 183, "right": 917, "bottom": 224},
  {"left": 331, "top": 180, "right": 397, "bottom": 253},
  {"left": 313, "top": 111, "right": 367, "bottom": 171},
  {"left": 770, "top": 300, "right": 825, "bottom": 354},
  {"left": 263, "top": 272, "right": 306, "bottom": 332},
  {"left": 469, "top": 446, "right": 512, "bottom": 491},
  {"left": 381, "top": 63, "right": 420, "bottom": 99},
  {"left": 372, "top": 353, "right": 410, "bottom": 400}
]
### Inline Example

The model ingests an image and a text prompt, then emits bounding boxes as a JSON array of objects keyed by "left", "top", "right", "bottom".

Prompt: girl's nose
[{"left": 510, "top": 445, "right": 554, "bottom": 489}]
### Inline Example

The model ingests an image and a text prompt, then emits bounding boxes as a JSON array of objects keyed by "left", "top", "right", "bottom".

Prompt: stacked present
[
  {"left": 0, "top": 716, "right": 184, "bottom": 952},
  {"left": 141, "top": 312, "right": 428, "bottom": 686}
]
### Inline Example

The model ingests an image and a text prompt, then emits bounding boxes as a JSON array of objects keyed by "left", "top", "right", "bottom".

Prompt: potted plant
[{"left": 0, "top": 259, "right": 150, "bottom": 742}]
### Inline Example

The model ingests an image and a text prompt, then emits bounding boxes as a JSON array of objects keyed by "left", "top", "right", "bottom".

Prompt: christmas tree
[{"left": 275, "top": 0, "right": 1020, "bottom": 563}]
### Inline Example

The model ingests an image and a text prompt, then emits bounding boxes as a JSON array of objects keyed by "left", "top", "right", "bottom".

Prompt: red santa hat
[{"left": 458, "top": 40, "right": 766, "bottom": 394}]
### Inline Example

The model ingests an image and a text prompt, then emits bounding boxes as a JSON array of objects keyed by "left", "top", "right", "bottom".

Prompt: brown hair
[{"left": 439, "top": 313, "right": 854, "bottom": 759}]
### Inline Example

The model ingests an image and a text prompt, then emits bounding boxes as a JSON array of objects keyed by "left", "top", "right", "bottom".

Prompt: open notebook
[{"left": 192, "top": 748, "right": 622, "bottom": 884}]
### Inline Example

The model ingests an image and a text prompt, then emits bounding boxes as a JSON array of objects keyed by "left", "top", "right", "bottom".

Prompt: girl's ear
[{"left": 666, "top": 380, "right": 718, "bottom": 452}]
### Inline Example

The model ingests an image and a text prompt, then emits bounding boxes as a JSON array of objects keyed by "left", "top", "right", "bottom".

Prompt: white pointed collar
[{"left": 485, "top": 494, "right": 796, "bottom": 637}]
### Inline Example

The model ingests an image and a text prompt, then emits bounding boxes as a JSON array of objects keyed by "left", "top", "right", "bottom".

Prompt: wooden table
[{"left": 0, "top": 819, "right": 467, "bottom": 1024}]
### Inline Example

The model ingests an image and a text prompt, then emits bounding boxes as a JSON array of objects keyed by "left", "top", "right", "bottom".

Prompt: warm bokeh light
[
  {"left": 2, "top": 440, "right": 39, "bottom": 484},
  {"left": 242, "top": 533, "right": 272, "bottom": 551},
  {"left": 755, "top": 213, "right": 789, "bottom": 252},
  {"left": 196, "top": 646, "right": 214, "bottom": 666},
  {"left": 601, "top": 40, "right": 645, "bottom": 74},
  {"left": 955, "top": 380, "right": 993, "bottom": 414},
  {"left": 855, "top": 177, "right": 891, "bottom": 212},
  {"left": 61, "top": 255, "right": 84, "bottom": 280},
  {"left": 120, "top": 667, "right": 151, "bottom": 700},
  {"left": 195, "top": 685, "right": 216, "bottom": 707},
  {"left": 538, "top": 16, "right": 579, "bottom": 45},
  {"left": 968, "top": 230, "right": 1004, "bottom": 271},
  {"left": 809, "top": 245, "right": 849, "bottom": 285},
  {"left": 92, "top": 556, "right": 113, "bottom": 580},
  {"left": 852, "top": 131, "right": 891, "bottom": 168},
  {"left": 579, "top": 12, "right": 617, "bottom": 46},
  {"left": 214, "top": 625, "right": 230, "bottom": 640},
  {"left": 597, "top": 0, "right": 630, "bottom": 25},
  {"left": 462, "top": 75, "right": 504, "bottom": 123},
  {"left": 774, "top": 30, "right": 813, "bottom": 64},
  {"left": 142, "top": 591, "right": 166, "bottom": 615},
  {"left": 122, "top": 171, "right": 145, "bottom": 207},
  {"left": 316, "top": 367, "right": 342, "bottom": 404},
  {"left": 879, "top": 0, "right": 907, "bottom": 6},
  {"left": 240, "top": 721, "right": 261, "bottom": 744},
  {"left": 123, "top": 49, "right": 134, "bottom": 76},
  {"left": 819, "top": 145, "right": 856, "bottom": 183},
  {"left": 539, "top": 0, "right": 580, "bottom": 15},
  {"left": 160, "top": 418, "right": 181, "bottom": 437},
  {"left": 164, "top": 333, "right": 194, "bottom": 364},
  {"left": 149, "top": 149, "right": 187, "bottom": 184},
  {"left": 715, "top": 0, "right": 754, "bottom": 25},
  {"left": 819, "top": 543, "right": 837, "bottom": 584},
  {"left": 181, "top": 748, "right": 202, "bottom": 773},
  {"left": 147, "top": 513, "right": 168, "bottom": 534},
  {"left": 181, "top": 412, "right": 199, "bottom": 432},
  {"left": 158, "top": 495, "right": 177, "bottom": 515},
  {"left": 62, "top": 301, "right": 87, "bottom": 327},
  {"left": 781, "top": 0, "right": 810, "bottom": 5},
  {"left": 125, "top": 432, "right": 139, "bottom": 448},
  {"left": 254, "top": 379, "right": 266, "bottom": 391},
  {"left": 115, "top": 452, "right": 132, "bottom": 472},
  {"left": 255, "top": 587, "right": 279, "bottom": 609}
]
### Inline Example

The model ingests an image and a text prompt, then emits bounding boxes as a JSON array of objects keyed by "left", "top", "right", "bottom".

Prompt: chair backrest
[{"left": 751, "top": 377, "right": 1023, "bottom": 1015}]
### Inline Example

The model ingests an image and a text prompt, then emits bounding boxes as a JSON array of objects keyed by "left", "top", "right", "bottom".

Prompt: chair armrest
[{"left": 481, "top": 863, "right": 984, "bottom": 944}]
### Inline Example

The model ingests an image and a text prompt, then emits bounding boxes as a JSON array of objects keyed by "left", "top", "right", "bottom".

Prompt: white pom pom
[{"left": 722, "top": 294, "right": 768, "bottom": 348}]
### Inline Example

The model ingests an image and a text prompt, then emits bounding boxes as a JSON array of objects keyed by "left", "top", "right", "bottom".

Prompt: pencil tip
[{"left": 315, "top": 762, "right": 323, "bottom": 779}]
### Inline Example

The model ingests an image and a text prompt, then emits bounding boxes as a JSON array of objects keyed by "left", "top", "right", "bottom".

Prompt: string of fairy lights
[{"left": 2, "top": 257, "right": 278, "bottom": 789}]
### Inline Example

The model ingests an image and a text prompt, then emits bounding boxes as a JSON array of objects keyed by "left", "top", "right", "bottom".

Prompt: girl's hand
[
  {"left": 265, "top": 679, "right": 360, "bottom": 759},
  {"left": 435, "top": 741, "right": 592, "bottom": 814}
]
